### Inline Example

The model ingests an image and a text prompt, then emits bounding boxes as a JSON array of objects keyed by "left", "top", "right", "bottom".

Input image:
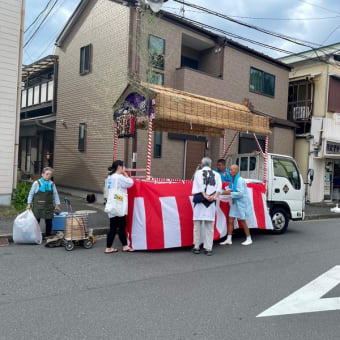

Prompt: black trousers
[
  {"left": 107, "top": 216, "right": 128, "bottom": 248},
  {"left": 37, "top": 219, "right": 52, "bottom": 237}
]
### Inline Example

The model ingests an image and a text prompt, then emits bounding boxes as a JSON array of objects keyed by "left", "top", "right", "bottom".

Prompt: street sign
[{"left": 257, "top": 266, "right": 340, "bottom": 317}]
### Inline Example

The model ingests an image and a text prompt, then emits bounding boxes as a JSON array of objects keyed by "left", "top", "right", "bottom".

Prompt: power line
[
  {"left": 173, "top": 0, "right": 323, "bottom": 49},
  {"left": 164, "top": 6, "right": 340, "bottom": 21},
  {"left": 24, "top": 0, "right": 54, "bottom": 33},
  {"left": 171, "top": 0, "right": 340, "bottom": 66},
  {"left": 322, "top": 24, "right": 340, "bottom": 45},
  {"left": 297, "top": 0, "right": 340, "bottom": 15},
  {"left": 35, "top": 28, "right": 60, "bottom": 60},
  {"left": 168, "top": 13, "right": 301, "bottom": 57},
  {"left": 167, "top": 12, "right": 340, "bottom": 71},
  {"left": 24, "top": 0, "right": 60, "bottom": 49}
]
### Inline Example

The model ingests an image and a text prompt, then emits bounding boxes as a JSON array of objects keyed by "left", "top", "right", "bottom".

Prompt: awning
[
  {"left": 22, "top": 55, "right": 58, "bottom": 80},
  {"left": 113, "top": 83, "right": 272, "bottom": 137}
]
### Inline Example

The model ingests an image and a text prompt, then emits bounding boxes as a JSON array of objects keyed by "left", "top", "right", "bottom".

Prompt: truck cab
[{"left": 226, "top": 152, "right": 305, "bottom": 233}]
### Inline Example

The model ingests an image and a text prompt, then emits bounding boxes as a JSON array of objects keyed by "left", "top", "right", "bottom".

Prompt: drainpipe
[
  {"left": 13, "top": 0, "right": 25, "bottom": 191},
  {"left": 321, "top": 63, "right": 330, "bottom": 151},
  {"left": 315, "top": 63, "right": 329, "bottom": 202}
]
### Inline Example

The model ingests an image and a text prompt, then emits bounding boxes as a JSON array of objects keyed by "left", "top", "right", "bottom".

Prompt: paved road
[
  {"left": 1, "top": 219, "right": 340, "bottom": 340},
  {"left": 0, "top": 194, "right": 108, "bottom": 235}
]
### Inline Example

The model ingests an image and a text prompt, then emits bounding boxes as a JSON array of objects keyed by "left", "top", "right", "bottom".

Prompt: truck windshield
[{"left": 273, "top": 158, "right": 301, "bottom": 190}]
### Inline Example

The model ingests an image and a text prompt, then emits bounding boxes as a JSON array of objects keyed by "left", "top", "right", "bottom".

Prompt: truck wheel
[{"left": 270, "top": 208, "right": 289, "bottom": 234}]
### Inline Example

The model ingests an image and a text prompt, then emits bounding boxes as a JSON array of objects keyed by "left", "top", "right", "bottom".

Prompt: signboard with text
[{"left": 326, "top": 141, "right": 340, "bottom": 155}]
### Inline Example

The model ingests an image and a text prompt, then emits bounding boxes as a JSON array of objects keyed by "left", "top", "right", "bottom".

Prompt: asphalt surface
[
  {"left": 0, "top": 193, "right": 108, "bottom": 235},
  {"left": 1, "top": 219, "right": 340, "bottom": 339},
  {"left": 1, "top": 194, "right": 340, "bottom": 235}
]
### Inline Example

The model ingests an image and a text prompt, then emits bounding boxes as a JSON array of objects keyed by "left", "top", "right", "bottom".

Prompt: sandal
[
  {"left": 122, "top": 246, "right": 135, "bottom": 252},
  {"left": 104, "top": 248, "right": 118, "bottom": 254}
]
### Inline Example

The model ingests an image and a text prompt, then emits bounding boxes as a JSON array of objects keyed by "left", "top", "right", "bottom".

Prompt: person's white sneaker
[
  {"left": 241, "top": 239, "right": 253, "bottom": 246},
  {"left": 220, "top": 239, "right": 232, "bottom": 246}
]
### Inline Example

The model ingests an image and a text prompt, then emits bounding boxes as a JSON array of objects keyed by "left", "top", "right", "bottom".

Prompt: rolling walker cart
[{"left": 63, "top": 198, "right": 94, "bottom": 251}]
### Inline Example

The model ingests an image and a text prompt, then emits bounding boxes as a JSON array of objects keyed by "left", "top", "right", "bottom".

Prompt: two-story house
[
  {"left": 53, "top": 0, "right": 294, "bottom": 195},
  {"left": 19, "top": 55, "right": 59, "bottom": 179},
  {"left": 0, "top": 0, "right": 25, "bottom": 205},
  {"left": 280, "top": 43, "right": 340, "bottom": 203}
]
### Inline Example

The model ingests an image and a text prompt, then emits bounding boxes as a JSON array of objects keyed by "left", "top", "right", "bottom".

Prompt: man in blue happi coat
[
  {"left": 215, "top": 159, "right": 232, "bottom": 183},
  {"left": 220, "top": 164, "right": 253, "bottom": 246}
]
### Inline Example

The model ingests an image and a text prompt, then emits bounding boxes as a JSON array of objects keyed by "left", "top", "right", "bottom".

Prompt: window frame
[
  {"left": 78, "top": 123, "right": 87, "bottom": 152},
  {"left": 147, "top": 70, "right": 164, "bottom": 85},
  {"left": 249, "top": 67, "right": 275, "bottom": 98},
  {"left": 154, "top": 131, "right": 162, "bottom": 158},
  {"left": 273, "top": 157, "right": 301, "bottom": 190},
  {"left": 240, "top": 157, "right": 248, "bottom": 171},
  {"left": 80, "top": 44, "right": 92, "bottom": 75},
  {"left": 148, "top": 35, "right": 165, "bottom": 70}
]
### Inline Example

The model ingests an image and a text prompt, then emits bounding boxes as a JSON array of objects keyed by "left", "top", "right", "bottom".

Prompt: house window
[
  {"left": 154, "top": 131, "right": 162, "bottom": 158},
  {"left": 147, "top": 71, "right": 164, "bottom": 85},
  {"left": 328, "top": 76, "right": 340, "bottom": 112},
  {"left": 78, "top": 123, "right": 86, "bottom": 152},
  {"left": 148, "top": 35, "right": 165, "bottom": 70},
  {"left": 250, "top": 67, "right": 275, "bottom": 97},
  {"left": 80, "top": 44, "right": 92, "bottom": 75}
]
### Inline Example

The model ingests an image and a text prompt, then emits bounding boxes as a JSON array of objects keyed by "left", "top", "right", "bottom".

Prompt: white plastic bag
[
  {"left": 13, "top": 210, "right": 42, "bottom": 245},
  {"left": 104, "top": 179, "right": 127, "bottom": 217}
]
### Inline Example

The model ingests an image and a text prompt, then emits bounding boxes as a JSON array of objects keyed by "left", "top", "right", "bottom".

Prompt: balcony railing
[
  {"left": 288, "top": 100, "right": 313, "bottom": 121},
  {"left": 21, "top": 80, "right": 54, "bottom": 111}
]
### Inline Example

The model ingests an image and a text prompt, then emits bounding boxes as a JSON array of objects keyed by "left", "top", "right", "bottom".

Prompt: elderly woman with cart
[{"left": 26, "top": 167, "right": 61, "bottom": 238}]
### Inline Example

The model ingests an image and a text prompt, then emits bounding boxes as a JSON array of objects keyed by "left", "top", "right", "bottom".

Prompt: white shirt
[
  {"left": 192, "top": 166, "right": 222, "bottom": 221},
  {"left": 106, "top": 174, "right": 134, "bottom": 218}
]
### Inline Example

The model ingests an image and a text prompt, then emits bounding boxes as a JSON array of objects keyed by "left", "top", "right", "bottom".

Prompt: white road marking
[{"left": 257, "top": 265, "right": 340, "bottom": 317}]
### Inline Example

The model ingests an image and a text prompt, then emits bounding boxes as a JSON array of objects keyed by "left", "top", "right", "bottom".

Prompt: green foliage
[{"left": 13, "top": 181, "right": 32, "bottom": 212}]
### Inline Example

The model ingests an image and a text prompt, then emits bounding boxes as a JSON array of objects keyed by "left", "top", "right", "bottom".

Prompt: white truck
[{"left": 226, "top": 152, "right": 305, "bottom": 234}]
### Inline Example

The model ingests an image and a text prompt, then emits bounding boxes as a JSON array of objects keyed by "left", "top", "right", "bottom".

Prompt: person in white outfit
[
  {"left": 220, "top": 164, "right": 253, "bottom": 246},
  {"left": 105, "top": 160, "right": 134, "bottom": 254},
  {"left": 192, "top": 157, "right": 222, "bottom": 256}
]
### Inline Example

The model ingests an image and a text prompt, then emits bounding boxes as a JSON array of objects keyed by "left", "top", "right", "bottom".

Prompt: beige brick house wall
[
  {"left": 132, "top": 12, "right": 292, "bottom": 177},
  {"left": 54, "top": 0, "right": 130, "bottom": 192},
  {"left": 54, "top": 3, "right": 292, "bottom": 192},
  {"left": 223, "top": 47, "right": 289, "bottom": 119},
  {"left": 271, "top": 127, "right": 295, "bottom": 157}
]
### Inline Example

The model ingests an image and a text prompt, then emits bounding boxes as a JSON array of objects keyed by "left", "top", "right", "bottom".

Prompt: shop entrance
[{"left": 324, "top": 159, "right": 340, "bottom": 201}]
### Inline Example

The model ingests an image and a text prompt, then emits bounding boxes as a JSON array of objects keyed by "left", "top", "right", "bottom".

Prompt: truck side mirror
[{"left": 307, "top": 169, "right": 314, "bottom": 185}]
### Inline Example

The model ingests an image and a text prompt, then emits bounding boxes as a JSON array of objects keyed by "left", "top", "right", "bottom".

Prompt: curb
[
  {"left": 0, "top": 227, "right": 109, "bottom": 244},
  {"left": 304, "top": 214, "right": 340, "bottom": 221}
]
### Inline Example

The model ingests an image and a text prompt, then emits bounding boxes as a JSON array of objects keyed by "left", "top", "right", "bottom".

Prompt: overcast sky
[{"left": 23, "top": 0, "right": 340, "bottom": 65}]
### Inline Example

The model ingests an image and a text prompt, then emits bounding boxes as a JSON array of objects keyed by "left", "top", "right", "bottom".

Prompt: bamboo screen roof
[{"left": 142, "top": 83, "right": 272, "bottom": 137}]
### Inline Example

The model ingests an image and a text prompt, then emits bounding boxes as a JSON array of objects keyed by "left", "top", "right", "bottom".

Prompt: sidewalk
[
  {"left": 304, "top": 202, "right": 340, "bottom": 220},
  {"left": 0, "top": 192, "right": 109, "bottom": 239},
  {"left": 1, "top": 195, "right": 340, "bottom": 240}
]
